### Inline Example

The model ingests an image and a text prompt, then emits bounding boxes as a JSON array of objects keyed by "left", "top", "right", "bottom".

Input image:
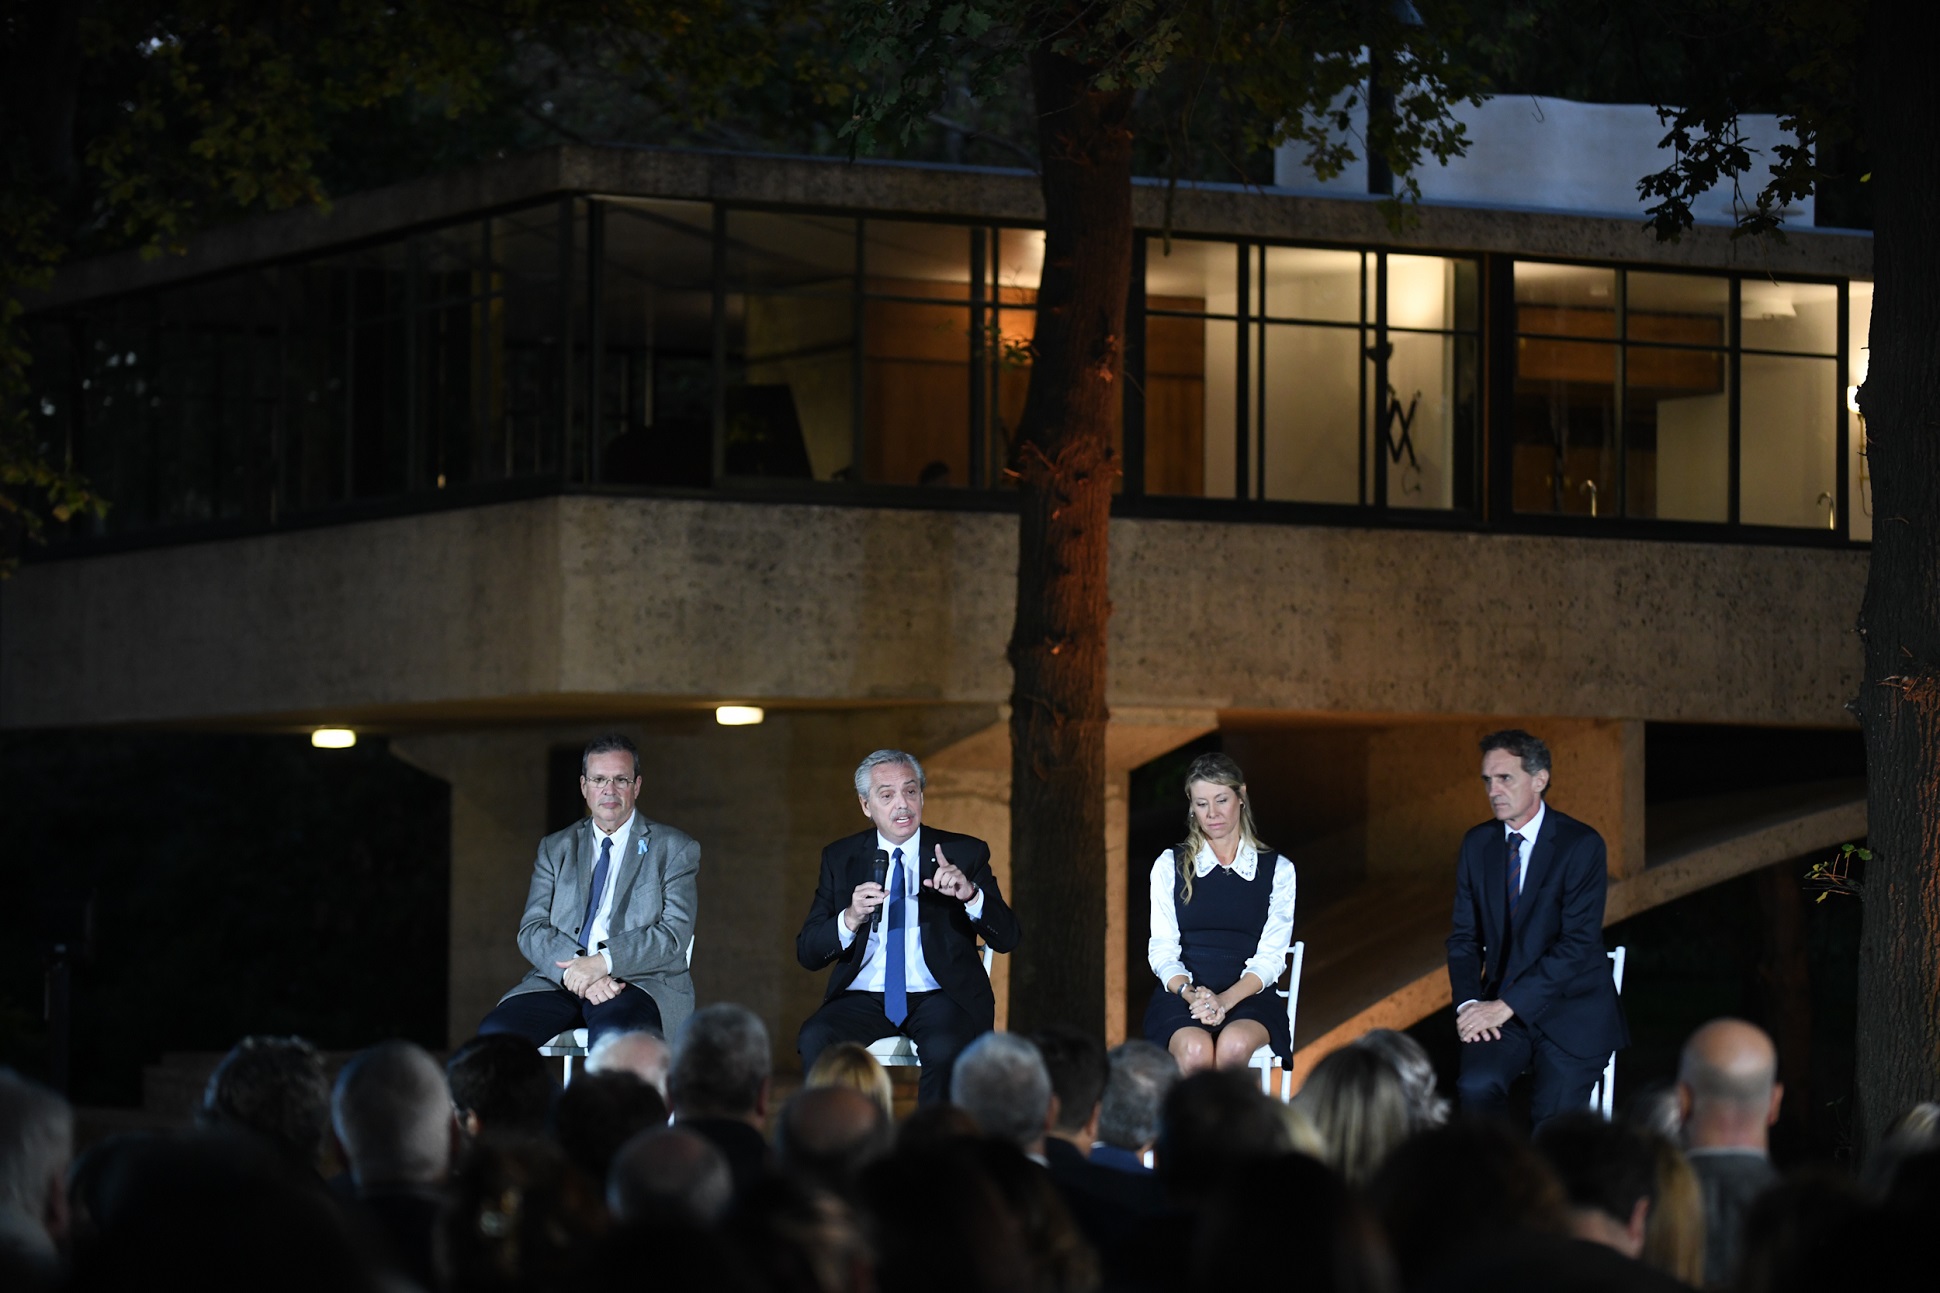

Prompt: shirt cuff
[
  {"left": 599, "top": 948, "right": 613, "bottom": 972},
  {"left": 964, "top": 890, "right": 986, "bottom": 920},
  {"left": 1154, "top": 961, "right": 1190, "bottom": 988},
  {"left": 1457, "top": 998, "right": 1478, "bottom": 1011},
  {"left": 836, "top": 915, "right": 856, "bottom": 949}
]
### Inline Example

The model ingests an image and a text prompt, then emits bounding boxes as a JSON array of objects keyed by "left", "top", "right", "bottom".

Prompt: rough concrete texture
[
  {"left": 33, "top": 144, "right": 1869, "bottom": 313},
  {"left": 0, "top": 496, "right": 1865, "bottom": 732}
]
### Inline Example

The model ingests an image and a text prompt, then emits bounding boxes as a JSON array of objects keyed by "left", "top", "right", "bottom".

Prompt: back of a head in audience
[
  {"left": 443, "top": 1135, "right": 606, "bottom": 1292},
  {"left": 552, "top": 1070, "right": 668, "bottom": 1186},
  {"left": 1677, "top": 1017, "right": 1781, "bottom": 1151},
  {"left": 446, "top": 1033, "right": 555, "bottom": 1139},
  {"left": 728, "top": 1172, "right": 875, "bottom": 1293},
  {"left": 1639, "top": 1132, "right": 1706, "bottom": 1287},
  {"left": 586, "top": 1029, "right": 672, "bottom": 1099},
  {"left": 607, "top": 1126, "right": 732, "bottom": 1225},
  {"left": 804, "top": 1042, "right": 894, "bottom": 1122},
  {"left": 1, "top": 1068, "right": 73, "bottom": 1275},
  {"left": 1350, "top": 1029, "right": 1449, "bottom": 1131},
  {"left": 197, "top": 1035, "right": 330, "bottom": 1175},
  {"left": 1533, "top": 1112, "right": 1657, "bottom": 1260},
  {"left": 1859, "top": 1101, "right": 1940, "bottom": 1195},
  {"left": 1620, "top": 1080, "right": 1685, "bottom": 1142},
  {"left": 964, "top": 1136, "right": 1098, "bottom": 1293},
  {"left": 1031, "top": 1028, "right": 1108, "bottom": 1151},
  {"left": 777, "top": 1085, "right": 891, "bottom": 1194},
  {"left": 1735, "top": 1171, "right": 1899, "bottom": 1293},
  {"left": 895, "top": 1102, "right": 982, "bottom": 1152},
  {"left": 1293, "top": 1044, "right": 1414, "bottom": 1187},
  {"left": 1156, "top": 1069, "right": 1293, "bottom": 1207},
  {"left": 950, "top": 1033, "right": 1053, "bottom": 1155},
  {"left": 330, "top": 1040, "right": 454, "bottom": 1190},
  {"left": 1097, "top": 1040, "right": 1178, "bottom": 1155},
  {"left": 671, "top": 1003, "right": 772, "bottom": 1125},
  {"left": 1191, "top": 1154, "right": 1395, "bottom": 1293},
  {"left": 68, "top": 1132, "right": 384, "bottom": 1293},
  {"left": 1366, "top": 1117, "right": 1568, "bottom": 1289},
  {"left": 860, "top": 1145, "right": 1033, "bottom": 1293}
]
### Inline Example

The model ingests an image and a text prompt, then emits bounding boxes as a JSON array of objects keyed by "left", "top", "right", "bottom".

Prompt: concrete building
[{"left": 4, "top": 137, "right": 1870, "bottom": 1085}]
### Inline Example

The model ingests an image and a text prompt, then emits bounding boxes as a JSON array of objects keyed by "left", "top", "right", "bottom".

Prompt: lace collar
[{"left": 1192, "top": 839, "right": 1259, "bottom": 881}]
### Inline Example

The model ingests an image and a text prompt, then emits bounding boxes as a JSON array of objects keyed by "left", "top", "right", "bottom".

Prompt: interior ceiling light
[
  {"left": 715, "top": 705, "right": 765, "bottom": 726},
  {"left": 311, "top": 727, "right": 357, "bottom": 749}
]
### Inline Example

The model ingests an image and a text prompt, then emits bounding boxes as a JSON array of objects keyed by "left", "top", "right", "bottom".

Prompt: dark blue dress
[{"left": 1143, "top": 850, "right": 1293, "bottom": 1058}]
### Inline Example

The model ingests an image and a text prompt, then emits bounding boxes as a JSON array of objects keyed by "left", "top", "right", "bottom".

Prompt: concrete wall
[{"left": 0, "top": 496, "right": 1866, "bottom": 733}]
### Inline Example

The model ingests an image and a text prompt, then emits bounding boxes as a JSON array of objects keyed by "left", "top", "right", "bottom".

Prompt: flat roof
[{"left": 32, "top": 143, "right": 1873, "bottom": 312}]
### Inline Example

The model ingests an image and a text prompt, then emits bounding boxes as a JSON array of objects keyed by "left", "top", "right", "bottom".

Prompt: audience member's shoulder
[{"left": 1425, "top": 1232, "right": 1688, "bottom": 1293}]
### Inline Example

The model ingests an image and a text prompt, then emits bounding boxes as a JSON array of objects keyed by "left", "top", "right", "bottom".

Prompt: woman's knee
[{"left": 1171, "top": 1030, "right": 1214, "bottom": 1072}]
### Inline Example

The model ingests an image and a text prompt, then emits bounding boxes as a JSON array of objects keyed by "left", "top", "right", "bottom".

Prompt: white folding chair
[
  {"left": 1247, "top": 940, "right": 1306, "bottom": 1101},
  {"left": 539, "top": 935, "right": 694, "bottom": 1085},
  {"left": 867, "top": 944, "right": 997, "bottom": 1068},
  {"left": 1587, "top": 945, "right": 1627, "bottom": 1117}
]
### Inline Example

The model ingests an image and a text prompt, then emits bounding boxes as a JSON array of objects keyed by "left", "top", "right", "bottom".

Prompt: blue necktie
[
  {"left": 580, "top": 835, "right": 613, "bottom": 949},
  {"left": 885, "top": 847, "right": 908, "bottom": 1025}
]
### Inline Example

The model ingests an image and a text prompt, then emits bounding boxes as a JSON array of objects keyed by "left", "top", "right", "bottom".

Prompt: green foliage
[{"left": 1805, "top": 843, "right": 1869, "bottom": 904}]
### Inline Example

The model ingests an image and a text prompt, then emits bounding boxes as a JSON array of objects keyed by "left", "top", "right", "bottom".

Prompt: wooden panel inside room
[{"left": 1142, "top": 295, "right": 1207, "bottom": 496}]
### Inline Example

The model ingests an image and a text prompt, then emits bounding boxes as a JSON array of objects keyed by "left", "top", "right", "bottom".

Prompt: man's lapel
[
  {"left": 1481, "top": 827, "right": 1506, "bottom": 939},
  {"left": 1523, "top": 810, "right": 1560, "bottom": 914},
  {"left": 562, "top": 819, "right": 589, "bottom": 917}
]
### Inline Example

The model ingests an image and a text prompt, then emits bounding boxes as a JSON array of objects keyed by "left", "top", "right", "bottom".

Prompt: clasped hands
[
  {"left": 556, "top": 954, "right": 623, "bottom": 1003},
  {"left": 1184, "top": 983, "right": 1228, "bottom": 1027},
  {"left": 843, "top": 845, "right": 979, "bottom": 929},
  {"left": 1456, "top": 998, "right": 1515, "bottom": 1042}
]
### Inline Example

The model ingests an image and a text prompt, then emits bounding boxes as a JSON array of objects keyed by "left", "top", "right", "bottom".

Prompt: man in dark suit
[
  {"left": 1446, "top": 729, "right": 1627, "bottom": 1126},
  {"left": 796, "top": 748, "right": 1021, "bottom": 1105},
  {"left": 479, "top": 733, "right": 698, "bottom": 1045}
]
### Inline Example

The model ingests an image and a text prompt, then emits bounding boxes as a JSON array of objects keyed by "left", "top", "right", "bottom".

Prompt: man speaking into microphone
[{"left": 796, "top": 749, "right": 1021, "bottom": 1105}]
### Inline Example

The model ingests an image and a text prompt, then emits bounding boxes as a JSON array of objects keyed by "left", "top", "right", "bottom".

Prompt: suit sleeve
[
  {"left": 515, "top": 838, "right": 582, "bottom": 986},
  {"left": 1445, "top": 836, "right": 1486, "bottom": 1005},
  {"left": 602, "top": 834, "right": 700, "bottom": 981},
  {"left": 956, "top": 838, "right": 1021, "bottom": 954},
  {"left": 1500, "top": 829, "right": 1609, "bottom": 1027},
  {"left": 797, "top": 844, "right": 852, "bottom": 970}
]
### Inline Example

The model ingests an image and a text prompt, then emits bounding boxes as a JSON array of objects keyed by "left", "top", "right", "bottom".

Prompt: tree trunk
[
  {"left": 1853, "top": 1, "right": 1940, "bottom": 1149},
  {"left": 1004, "top": 46, "right": 1133, "bottom": 1037},
  {"left": 1753, "top": 863, "right": 1814, "bottom": 1159}
]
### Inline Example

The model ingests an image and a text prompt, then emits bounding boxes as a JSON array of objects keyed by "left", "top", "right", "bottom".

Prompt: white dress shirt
[
  {"left": 1146, "top": 839, "right": 1297, "bottom": 989},
  {"left": 585, "top": 811, "right": 635, "bottom": 972},
  {"left": 836, "top": 831, "right": 987, "bottom": 994}
]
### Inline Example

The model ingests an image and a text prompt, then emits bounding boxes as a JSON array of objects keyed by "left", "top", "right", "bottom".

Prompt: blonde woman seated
[
  {"left": 1143, "top": 753, "right": 1296, "bottom": 1074},
  {"left": 805, "top": 1040, "right": 895, "bottom": 1121}
]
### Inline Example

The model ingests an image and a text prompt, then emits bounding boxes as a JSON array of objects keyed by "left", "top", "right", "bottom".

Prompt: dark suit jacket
[
  {"left": 1445, "top": 805, "right": 1627, "bottom": 1060},
  {"left": 501, "top": 813, "right": 700, "bottom": 1038},
  {"left": 795, "top": 825, "right": 1021, "bottom": 1027}
]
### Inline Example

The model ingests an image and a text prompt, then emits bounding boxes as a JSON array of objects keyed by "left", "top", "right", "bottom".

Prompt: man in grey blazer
[{"left": 479, "top": 733, "right": 698, "bottom": 1045}]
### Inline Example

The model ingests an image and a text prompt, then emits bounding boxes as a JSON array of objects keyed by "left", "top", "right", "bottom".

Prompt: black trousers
[
  {"left": 1456, "top": 1013, "right": 1608, "bottom": 1129},
  {"left": 478, "top": 982, "right": 664, "bottom": 1047},
  {"left": 798, "top": 989, "right": 986, "bottom": 1106}
]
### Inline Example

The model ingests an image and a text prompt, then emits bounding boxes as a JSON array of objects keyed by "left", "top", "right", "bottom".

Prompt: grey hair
[
  {"left": 670, "top": 1004, "right": 772, "bottom": 1119},
  {"left": 950, "top": 1032, "right": 1051, "bottom": 1150},
  {"left": 587, "top": 1029, "right": 672, "bottom": 1097},
  {"left": 853, "top": 749, "right": 926, "bottom": 799},
  {"left": 582, "top": 732, "right": 641, "bottom": 778},
  {"left": 1097, "top": 1041, "right": 1180, "bottom": 1151},
  {"left": 0, "top": 1068, "right": 72, "bottom": 1216},
  {"left": 1352, "top": 1029, "right": 1450, "bottom": 1130},
  {"left": 1479, "top": 729, "right": 1552, "bottom": 781},
  {"left": 330, "top": 1041, "right": 454, "bottom": 1188}
]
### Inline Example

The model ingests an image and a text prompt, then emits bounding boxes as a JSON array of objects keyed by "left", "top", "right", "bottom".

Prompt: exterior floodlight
[
  {"left": 715, "top": 705, "right": 765, "bottom": 726},
  {"left": 311, "top": 727, "right": 357, "bottom": 749}
]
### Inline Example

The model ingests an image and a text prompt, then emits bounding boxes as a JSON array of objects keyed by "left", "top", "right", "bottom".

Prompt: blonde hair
[
  {"left": 1177, "top": 752, "right": 1264, "bottom": 904},
  {"left": 805, "top": 1042, "right": 894, "bottom": 1122},
  {"left": 1641, "top": 1134, "right": 1706, "bottom": 1287},
  {"left": 1291, "top": 1044, "right": 1413, "bottom": 1187}
]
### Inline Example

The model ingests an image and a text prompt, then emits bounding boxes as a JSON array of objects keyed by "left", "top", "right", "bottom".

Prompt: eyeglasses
[{"left": 586, "top": 775, "right": 636, "bottom": 791}]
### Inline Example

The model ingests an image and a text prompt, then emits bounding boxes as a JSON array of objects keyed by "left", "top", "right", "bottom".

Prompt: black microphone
[{"left": 871, "top": 849, "right": 890, "bottom": 931}]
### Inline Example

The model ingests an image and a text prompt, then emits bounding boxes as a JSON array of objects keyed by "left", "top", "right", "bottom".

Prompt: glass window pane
[
  {"left": 603, "top": 201, "right": 714, "bottom": 486},
  {"left": 1627, "top": 349, "right": 1728, "bottom": 521},
  {"left": 1389, "top": 255, "right": 1477, "bottom": 331},
  {"left": 1628, "top": 272, "right": 1730, "bottom": 347},
  {"left": 1145, "top": 239, "right": 1239, "bottom": 316},
  {"left": 726, "top": 211, "right": 855, "bottom": 294},
  {"left": 864, "top": 221, "right": 973, "bottom": 295},
  {"left": 863, "top": 292, "right": 969, "bottom": 485},
  {"left": 1259, "top": 324, "right": 1363, "bottom": 503},
  {"left": 1741, "top": 281, "right": 1837, "bottom": 354},
  {"left": 1384, "top": 330, "right": 1476, "bottom": 509},
  {"left": 729, "top": 293, "right": 854, "bottom": 480},
  {"left": 1515, "top": 263, "right": 1617, "bottom": 339},
  {"left": 1513, "top": 338, "right": 1616, "bottom": 514},
  {"left": 995, "top": 227, "right": 1044, "bottom": 297},
  {"left": 1850, "top": 280, "right": 1873, "bottom": 542},
  {"left": 1741, "top": 354, "right": 1838, "bottom": 528},
  {"left": 1261, "top": 247, "right": 1361, "bottom": 323},
  {"left": 1143, "top": 312, "right": 1210, "bottom": 496}
]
